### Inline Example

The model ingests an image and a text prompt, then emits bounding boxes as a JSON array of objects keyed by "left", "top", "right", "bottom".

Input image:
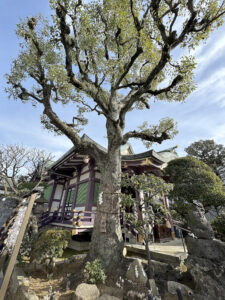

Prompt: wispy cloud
[
  {"left": 195, "top": 67, "right": 225, "bottom": 100},
  {"left": 0, "top": 115, "right": 73, "bottom": 153},
  {"left": 211, "top": 123, "right": 225, "bottom": 144},
  {"left": 188, "top": 25, "right": 225, "bottom": 73}
]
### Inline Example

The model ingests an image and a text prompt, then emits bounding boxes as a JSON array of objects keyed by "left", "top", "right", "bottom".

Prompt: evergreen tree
[{"left": 6, "top": 0, "right": 225, "bottom": 267}]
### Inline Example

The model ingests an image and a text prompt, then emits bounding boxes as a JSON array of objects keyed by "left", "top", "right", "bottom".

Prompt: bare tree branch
[
  {"left": 0, "top": 174, "right": 19, "bottom": 195},
  {"left": 0, "top": 145, "right": 53, "bottom": 196}
]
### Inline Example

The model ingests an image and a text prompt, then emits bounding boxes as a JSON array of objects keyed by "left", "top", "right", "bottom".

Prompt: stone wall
[
  {"left": 5, "top": 265, "right": 39, "bottom": 300},
  {"left": 184, "top": 201, "right": 225, "bottom": 300},
  {"left": 0, "top": 198, "right": 18, "bottom": 228}
]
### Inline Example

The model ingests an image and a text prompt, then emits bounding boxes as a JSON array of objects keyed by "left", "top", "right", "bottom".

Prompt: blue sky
[{"left": 1, "top": 0, "right": 225, "bottom": 160}]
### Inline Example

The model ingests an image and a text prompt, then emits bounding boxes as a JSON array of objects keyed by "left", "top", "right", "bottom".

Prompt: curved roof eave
[
  {"left": 48, "top": 134, "right": 107, "bottom": 170},
  {"left": 48, "top": 134, "right": 177, "bottom": 171},
  {"left": 122, "top": 149, "right": 168, "bottom": 163}
]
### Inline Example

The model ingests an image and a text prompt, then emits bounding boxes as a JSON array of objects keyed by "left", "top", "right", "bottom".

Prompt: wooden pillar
[
  {"left": 48, "top": 180, "right": 57, "bottom": 211},
  {"left": 85, "top": 160, "right": 95, "bottom": 212},
  {"left": 58, "top": 180, "right": 66, "bottom": 218},
  {"left": 61, "top": 178, "right": 70, "bottom": 221},
  {"left": 72, "top": 166, "right": 81, "bottom": 211},
  {"left": 164, "top": 196, "right": 175, "bottom": 239}
]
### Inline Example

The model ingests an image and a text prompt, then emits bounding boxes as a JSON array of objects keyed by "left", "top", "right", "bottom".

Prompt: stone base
[
  {"left": 68, "top": 240, "right": 90, "bottom": 251},
  {"left": 185, "top": 255, "right": 225, "bottom": 300},
  {"left": 75, "top": 283, "right": 100, "bottom": 300},
  {"left": 5, "top": 266, "right": 39, "bottom": 300},
  {"left": 184, "top": 236, "right": 225, "bottom": 300},
  {"left": 185, "top": 236, "right": 225, "bottom": 262},
  {"left": 125, "top": 244, "right": 181, "bottom": 265}
]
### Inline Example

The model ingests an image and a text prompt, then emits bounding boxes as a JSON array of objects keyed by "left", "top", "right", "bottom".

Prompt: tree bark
[
  {"left": 87, "top": 122, "right": 124, "bottom": 269},
  {"left": 145, "top": 241, "right": 154, "bottom": 279}
]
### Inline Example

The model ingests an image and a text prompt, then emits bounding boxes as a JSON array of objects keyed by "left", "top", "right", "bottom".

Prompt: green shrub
[
  {"left": 211, "top": 214, "right": 225, "bottom": 238},
  {"left": 84, "top": 259, "right": 106, "bottom": 284},
  {"left": 31, "top": 228, "right": 71, "bottom": 263}
]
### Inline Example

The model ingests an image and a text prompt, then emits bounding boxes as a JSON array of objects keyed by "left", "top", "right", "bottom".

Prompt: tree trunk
[
  {"left": 145, "top": 240, "right": 154, "bottom": 279},
  {"left": 87, "top": 143, "right": 124, "bottom": 269}
]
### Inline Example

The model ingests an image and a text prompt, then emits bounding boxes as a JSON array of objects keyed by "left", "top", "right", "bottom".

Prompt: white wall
[
  {"left": 54, "top": 184, "right": 63, "bottom": 200},
  {"left": 50, "top": 201, "right": 60, "bottom": 212},
  {"left": 70, "top": 177, "right": 77, "bottom": 185},
  {"left": 80, "top": 173, "right": 89, "bottom": 181},
  {"left": 82, "top": 165, "right": 89, "bottom": 173}
]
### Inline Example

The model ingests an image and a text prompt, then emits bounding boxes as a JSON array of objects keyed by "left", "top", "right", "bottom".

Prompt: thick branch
[
  {"left": 171, "top": 1, "right": 197, "bottom": 48},
  {"left": 122, "top": 129, "right": 172, "bottom": 145},
  {"left": 118, "top": 44, "right": 171, "bottom": 127},
  {"left": 115, "top": 46, "right": 143, "bottom": 89},
  {"left": 146, "top": 75, "right": 183, "bottom": 96},
  {"left": 98, "top": 7, "right": 110, "bottom": 61},
  {"left": 150, "top": 0, "right": 168, "bottom": 44},
  {"left": 42, "top": 94, "right": 105, "bottom": 162}
]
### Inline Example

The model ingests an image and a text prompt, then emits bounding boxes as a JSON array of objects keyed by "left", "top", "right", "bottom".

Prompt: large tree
[
  {"left": 165, "top": 157, "right": 225, "bottom": 216},
  {"left": 185, "top": 139, "right": 225, "bottom": 175},
  {"left": 6, "top": 0, "right": 225, "bottom": 268}
]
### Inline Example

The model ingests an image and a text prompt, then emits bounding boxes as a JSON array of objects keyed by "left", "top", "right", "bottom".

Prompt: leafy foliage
[
  {"left": 165, "top": 157, "right": 225, "bottom": 215},
  {"left": 18, "top": 181, "right": 47, "bottom": 191},
  {"left": 18, "top": 215, "right": 38, "bottom": 261},
  {"left": 31, "top": 228, "right": 71, "bottom": 263},
  {"left": 185, "top": 139, "right": 225, "bottom": 174},
  {"left": 84, "top": 259, "right": 107, "bottom": 284},
  {"left": 121, "top": 173, "right": 172, "bottom": 240},
  {"left": 6, "top": 0, "right": 225, "bottom": 150},
  {"left": 121, "top": 173, "right": 172, "bottom": 278},
  {"left": 211, "top": 213, "right": 225, "bottom": 238}
]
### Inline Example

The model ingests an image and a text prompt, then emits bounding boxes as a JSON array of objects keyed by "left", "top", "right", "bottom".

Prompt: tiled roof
[{"left": 48, "top": 135, "right": 178, "bottom": 170}]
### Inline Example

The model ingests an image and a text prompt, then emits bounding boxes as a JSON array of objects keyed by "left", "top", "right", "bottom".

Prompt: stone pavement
[
  {"left": 150, "top": 238, "right": 187, "bottom": 257},
  {"left": 125, "top": 239, "right": 188, "bottom": 265}
]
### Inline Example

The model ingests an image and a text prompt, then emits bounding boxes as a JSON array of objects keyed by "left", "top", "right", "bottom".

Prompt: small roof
[
  {"left": 122, "top": 147, "right": 178, "bottom": 164},
  {"left": 156, "top": 146, "right": 178, "bottom": 162},
  {"left": 48, "top": 134, "right": 107, "bottom": 171},
  {"left": 120, "top": 143, "right": 134, "bottom": 155}
]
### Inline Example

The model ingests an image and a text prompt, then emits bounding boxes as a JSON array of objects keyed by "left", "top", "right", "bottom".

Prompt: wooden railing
[
  {"left": 38, "top": 209, "right": 96, "bottom": 229},
  {"left": 38, "top": 211, "right": 55, "bottom": 229}
]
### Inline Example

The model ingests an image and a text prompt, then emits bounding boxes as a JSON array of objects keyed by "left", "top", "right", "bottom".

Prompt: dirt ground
[
  {"left": 24, "top": 240, "right": 188, "bottom": 299},
  {"left": 26, "top": 255, "right": 125, "bottom": 300},
  {"left": 27, "top": 257, "right": 85, "bottom": 299}
]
